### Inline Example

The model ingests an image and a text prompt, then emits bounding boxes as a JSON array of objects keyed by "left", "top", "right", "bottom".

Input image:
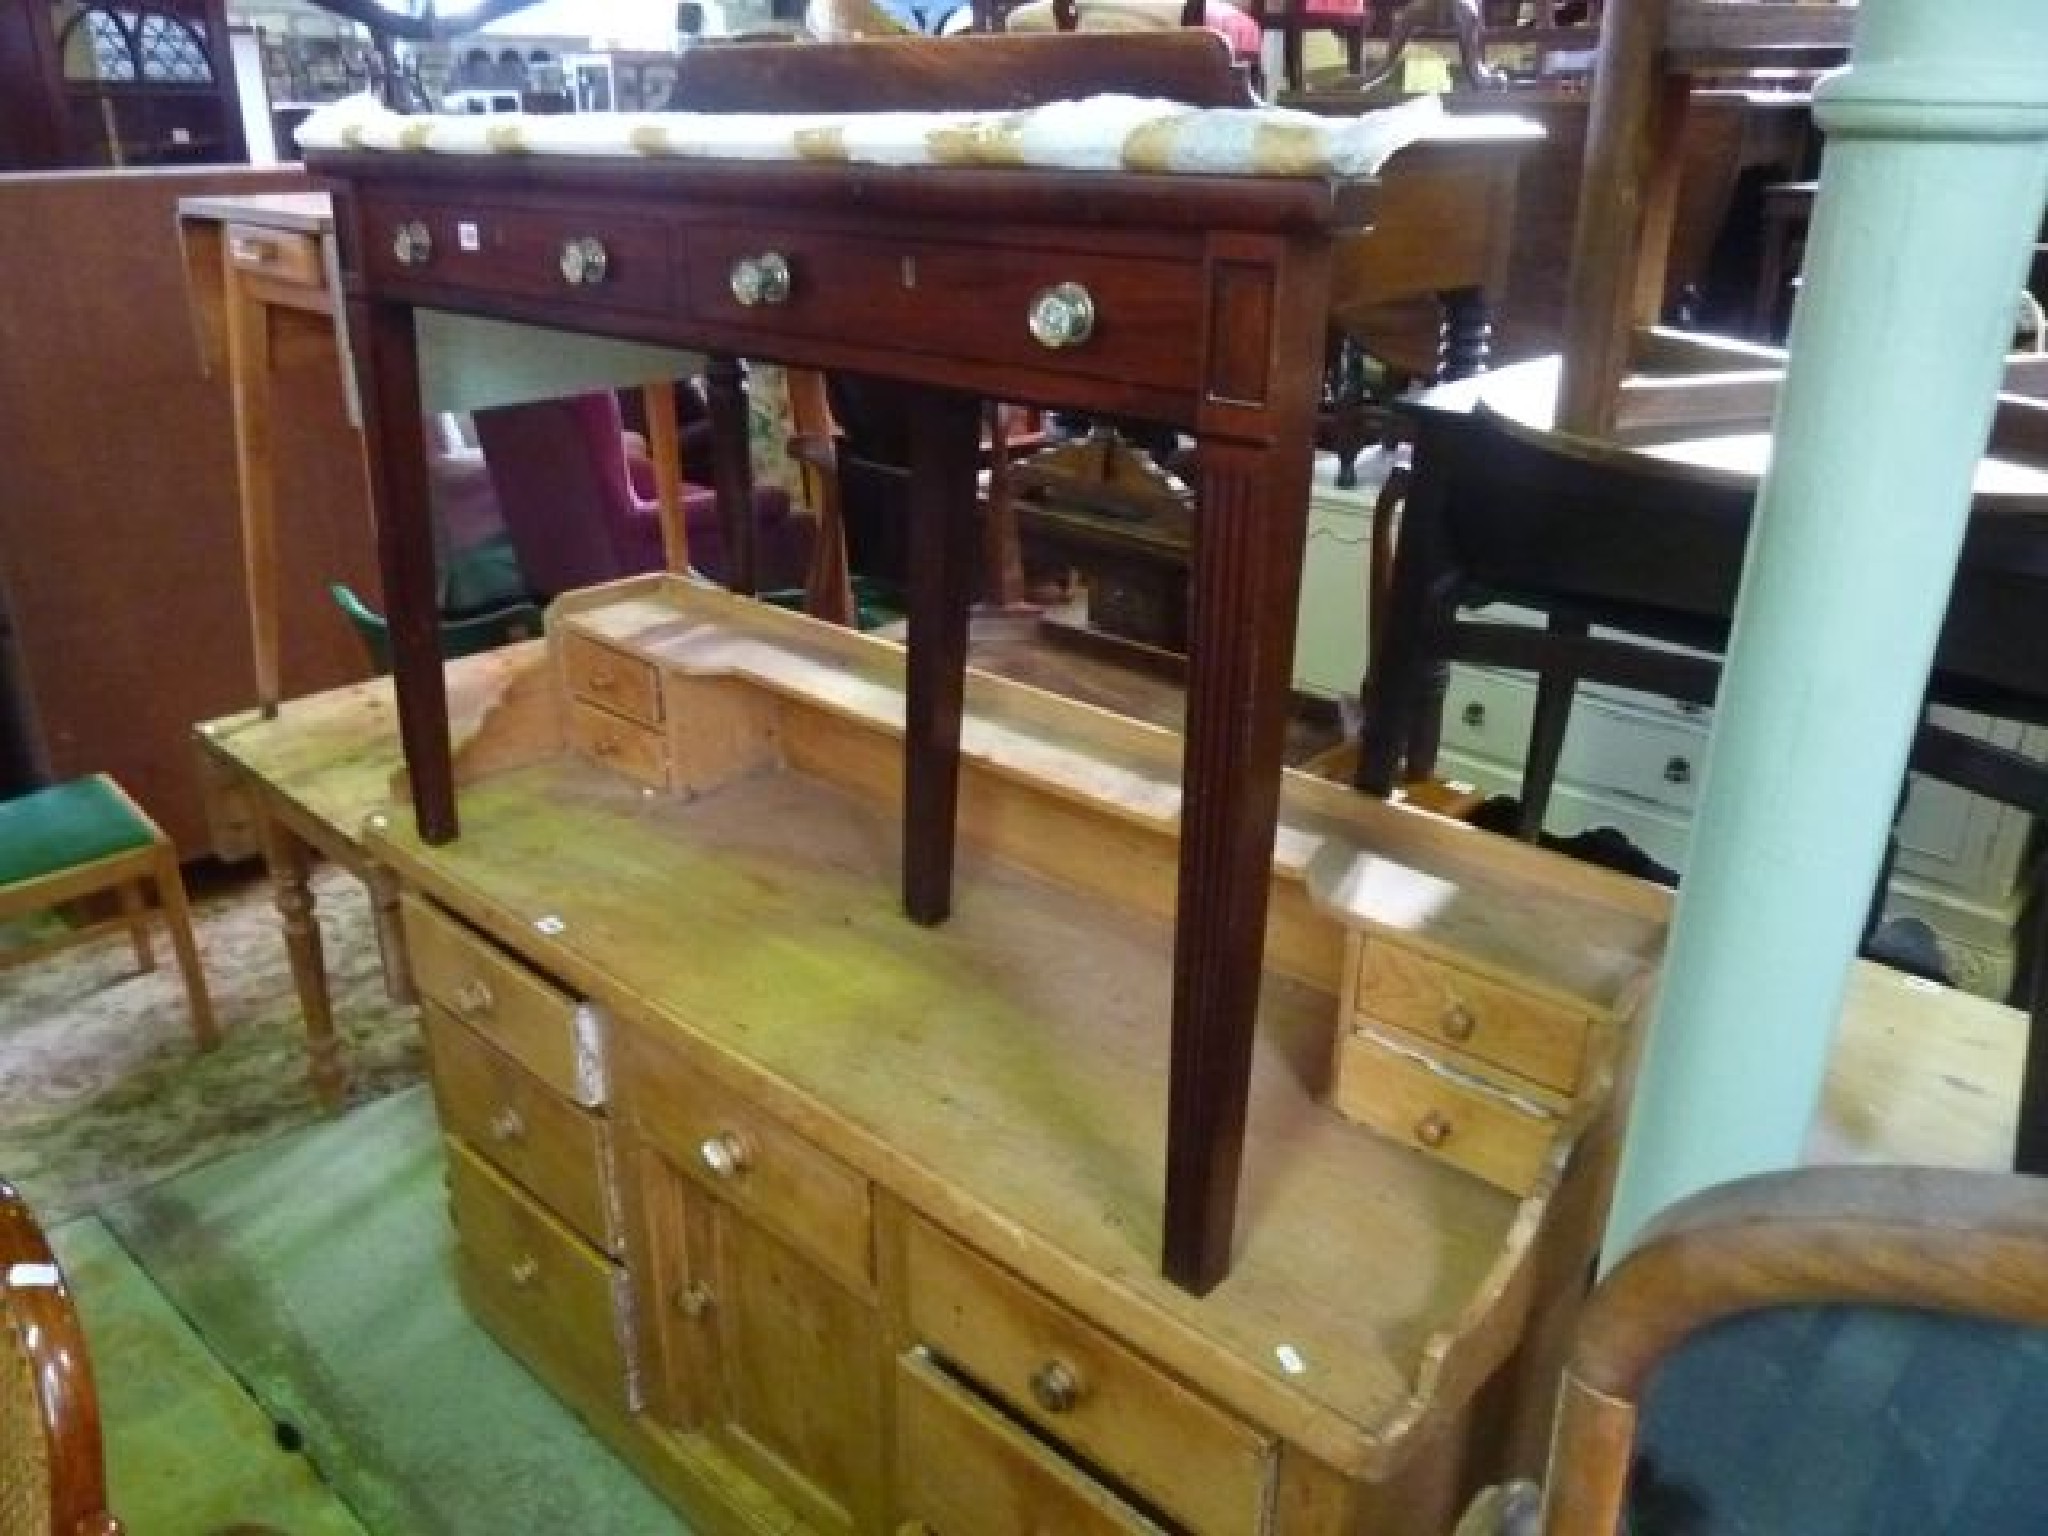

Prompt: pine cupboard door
[{"left": 637, "top": 1145, "right": 887, "bottom": 1536}]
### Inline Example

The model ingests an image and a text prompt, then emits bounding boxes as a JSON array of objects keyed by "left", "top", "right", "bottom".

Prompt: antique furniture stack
[{"left": 303, "top": 32, "right": 1670, "bottom": 1534}]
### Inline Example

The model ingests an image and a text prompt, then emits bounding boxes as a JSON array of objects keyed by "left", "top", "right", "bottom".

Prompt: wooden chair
[
  {"left": 0, "top": 776, "right": 217, "bottom": 1051},
  {"left": 1458, "top": 1164, "right": 2048, "bottom": 1535},
  {"left": 1, "top": 1176, "right": 123, "bottom": 1536}
]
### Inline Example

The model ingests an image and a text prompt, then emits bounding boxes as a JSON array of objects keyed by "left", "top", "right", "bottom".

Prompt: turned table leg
[
  {"left": 261, "top": 817, "right": 348, "bottom": 1110},
  {"left": 366, "top": 862, "right": 417, "bottom": 1006}
]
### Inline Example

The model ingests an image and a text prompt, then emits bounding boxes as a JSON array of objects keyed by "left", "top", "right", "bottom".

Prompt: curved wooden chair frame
[{"left": 1, "top": 1177, "right": 122, "bottom": 1536}]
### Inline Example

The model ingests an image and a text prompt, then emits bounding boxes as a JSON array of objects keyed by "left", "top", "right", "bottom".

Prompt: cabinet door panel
[{"left": 637, "top": 1146, "right": 884, "bottom": 1536}]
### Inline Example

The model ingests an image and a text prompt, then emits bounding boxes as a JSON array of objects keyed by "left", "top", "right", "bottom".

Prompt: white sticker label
[
  {"left": 1275, "top": 1344, "right": 1307, "bottom": 1376},
  {"left": 534, "top": 914, "right": 566, "bottom": 935},
  {"left": 457, "top": 221, "right": 481, "bottom": 252}
]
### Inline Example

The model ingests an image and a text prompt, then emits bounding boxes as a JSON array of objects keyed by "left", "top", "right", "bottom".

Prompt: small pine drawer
[
  {"left": 1330, "top": 1029, "right": 1563, "bottom": 1197},
  {"left": 569, "top": 699, "right": 669, "bottom": 791},
  {"left": 1351, "top": 937, "right": 1593, "bottom": 1099},
  {"left": 904, "top": 1220, "right": 1272, "bottom": 1536},
  {"left": 426, "top": 1006, "right": 620, "bottom": 1255},
  {"left": 225, "top": 223, "right": 324, "bottom": 289},
  {"left": 446, "top": 1137, "right": 636, "bottom": 1413},
  {"left": 893, "top": 1352, "right": 1167, "bottom": 1536},
  {"left": 625, "top": 1029, "right": 874, "bottom": 1296},
  {"left": 403, "top": 894, "right": 608, "bottom": 1108},
  {"left": 562, "top": 631, "right": 662, "bottom": 726}
]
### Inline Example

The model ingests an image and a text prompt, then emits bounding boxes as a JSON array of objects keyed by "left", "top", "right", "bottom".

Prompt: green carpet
[
  {"left": 100, "top": 1086, "right": 688, "bottom": 1536},
  {"left": 48, "top": 1216, "right": 370, "bottom": 1536}
]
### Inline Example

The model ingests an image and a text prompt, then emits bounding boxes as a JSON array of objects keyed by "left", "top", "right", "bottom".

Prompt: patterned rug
[{"left": 0, "top": 864, "right": 425, "bottom": 1222}]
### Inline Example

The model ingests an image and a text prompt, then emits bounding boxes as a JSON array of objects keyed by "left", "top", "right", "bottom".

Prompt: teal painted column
[{"left": 1602, "top": 0, "right": 2048, "bottom": 1261}]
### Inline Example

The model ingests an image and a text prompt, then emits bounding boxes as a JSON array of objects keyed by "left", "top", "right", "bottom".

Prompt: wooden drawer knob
[
  {"left": 672, "top": 1281, "right": 715, "bottom": 1319},
  {"left": 1440, "top": 999, "right": 1478, "bottom": 1042},
  {"left": 1028, "top": 1357, "right": 1085, "bottom": 1414},
  {"left": 508, "top": 1255, "right": 540, "bottom": 1289},
  {"left": 454, "top": 977, "right": 495, "bottom": 1017},
  {"left": 699, "top": 1131, "right": 751, "bottom": 1180},
  {"left": 1415, "top": 1110, "right": 1454, "bottom": 1149},
  {"left": 487, "top": 1106, "right": 525, "bottom": 1144}
]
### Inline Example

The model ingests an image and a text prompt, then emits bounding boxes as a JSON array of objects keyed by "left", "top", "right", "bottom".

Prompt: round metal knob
[
  {"left": 1440, "top": 1000, "right": 1477, "bottom": 1042},
  {"left": 487, "top": 1106, "right": 525, "bottom": 1144},
  {"left": 699, "top": 1131, "right": 751, "bottom": 1180},
  {"left": 1415, "top": 1110, "right": 1454, "bottom": 1149},
  {"left": 729, "top": 252, "right": 792, "bottom": 307},
  {"left": 1027, "top": 282, "right": 1095, "bottom": 350},
  {"left": 1027, "top": 1358, "right": 1084, "bottom": 1414},
  {"left": 392, "top": 220, "right": 432, "bottom": 268},
  {"left": 673, "top": 1281, "right": 715, "bottom": 1319},
  {"left": 559, "top": 234, "right": 610, "bottom": 287},
  {"left": 1663, "top": 755, "right": 1694, "bottom": 787},
  {"left": 508, "top": 1255, "right": 539, "bottom": 1288},
  {"left": 453, "top": 977, "right": 495, "bottom": 1017},
  {"left": 1461, "top": 701, "right": 1486, "bottom": 729}
]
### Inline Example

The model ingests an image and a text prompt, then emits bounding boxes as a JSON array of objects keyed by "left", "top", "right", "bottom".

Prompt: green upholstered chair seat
[{"left": 0, "top": 777, "right": 154, "bottom": 888}]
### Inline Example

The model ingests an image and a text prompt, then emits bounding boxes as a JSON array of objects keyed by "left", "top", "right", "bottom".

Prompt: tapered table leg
[
  {"left": 1163, "top": 436, "right": 1315, "bottom": 1294},
  {"left": 901, "top": 386, "right": 984, "bottom": 927}
]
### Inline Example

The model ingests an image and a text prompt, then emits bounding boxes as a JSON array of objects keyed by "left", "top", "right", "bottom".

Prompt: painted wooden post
[{"left": 1603, "top": 0, "right": 2048, "bottom": 1261}]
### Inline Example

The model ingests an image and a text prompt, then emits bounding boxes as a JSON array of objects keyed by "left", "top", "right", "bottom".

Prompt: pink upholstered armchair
[{"left": 471, "top": 390, "right": 811, "bottom": 600}]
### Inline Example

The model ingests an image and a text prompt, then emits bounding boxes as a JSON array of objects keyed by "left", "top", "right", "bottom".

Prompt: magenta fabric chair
[{"left": 471, "top": 390, "right": 809, "bottom": 599}]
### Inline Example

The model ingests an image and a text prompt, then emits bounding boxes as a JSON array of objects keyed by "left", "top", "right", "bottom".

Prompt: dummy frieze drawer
[
  {"left": 360, "top": 197, "right": 673, "bottom": 313},
  {"left": 403, "top": 894, "right": 608, "bottom": 1107},
  {"left": 445, "top": 1137, "right": 637, "bottom": 1413},
  {"left": 680, "top": 223, "right": 1207, "bottom": 394},
  {"left": 904, "top": 1219, "right": 1273, "bottom": 1536},
  {"left": 894, "top": 1353, "right": 1167, "bottom": 1536},
  {"left": 426, "top": 1006, "right": 622, "bottom": 1255}
]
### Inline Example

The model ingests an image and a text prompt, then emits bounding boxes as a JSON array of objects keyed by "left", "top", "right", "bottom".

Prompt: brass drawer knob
[
  {"left": 699, "top": 1131, "right": 751, "bottom": 1180},
  {"left": 559, "top": 234, "right": 609, "bottom": 287},
  {"left": 1440, "top": 999, "right": 1478, "bottom": 1042},
  {"left": 1027, "top": 282, "right": 1095, "bottom": 350},
  {"left": 392, "top": 220, "right": 432, "bottom": 267},
  {"left": 508, "top": 1255, "right": 540, "bottom": 1289},
  {"left": 487, "top": 1106, "right": 525, "bottom": 1144},
  {"left": 729, "top": 251, "right": 792, "bottom": 307},
  {"left": 453, "top": 977, "right": 495, "bottom": 1017},
  {"left": 1027, "top": 1358, "right": 1084, "bottom": 1414},
  {"left": 673, "top": 1281, "right": 715, "bottom": 1319},
  {"left": 1415, "top": 1110, "right": 1454, "bottom": 1149}
]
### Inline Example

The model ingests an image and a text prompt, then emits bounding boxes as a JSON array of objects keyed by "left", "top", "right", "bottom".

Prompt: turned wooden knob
[
  {"left": 1440, "top": 999, "right": 1478, "bottom": 1042},
  {"left": 673, "top": 1281, "right": 715, "bottom": 1319},
  {"left": 454, "top": 977, "right": 495, "bottom": 1017},
  {"left": 1028, "top": 1358, "right": 1084, "bottom": 1414},
  {"left": 488, "top": 1106, "right": 525, "bottom": 1144},
  {"left": 1415, "top": 1110, "right": 1454, "bottom": 1149},
  {"left": 699, "top": 1131, "right": 751, "bottom": 1180}
]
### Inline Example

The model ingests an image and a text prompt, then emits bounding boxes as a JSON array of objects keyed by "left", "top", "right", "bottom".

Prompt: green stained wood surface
[{"left": 370, "top": 755, "right": 1531, "bottom": 1478}]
